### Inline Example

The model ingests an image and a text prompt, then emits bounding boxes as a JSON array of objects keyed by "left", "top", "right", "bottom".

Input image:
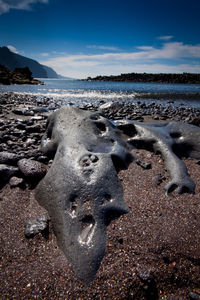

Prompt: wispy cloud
[
  {"left": 0, "top": 0, "right": 48, "bottom": 15},
  {"left": 157, "top": 35, "right": 174, "bottom": 41},
  {"left": 40, "top": 52, "right": 49, "bottom": 57},
  {"left": 7, "top": 45, "right": 19, "bottom": 54},
  {"left": 87, "top": 45, "right": 120, "bottom": 51},
  {"left": 40, "top": 41, "right": 200, "bottom": 78}
]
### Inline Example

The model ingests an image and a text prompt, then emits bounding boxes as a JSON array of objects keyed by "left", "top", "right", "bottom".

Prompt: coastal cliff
[
  {"left": 0, "top": 46, "right": 58, "bottom": 78},
  {"left": 86, "top": 72, "right": 200, "bottom": 84}
]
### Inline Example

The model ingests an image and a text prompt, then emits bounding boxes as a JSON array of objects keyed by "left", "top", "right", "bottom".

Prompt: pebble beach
[{"left": 0, "top": 92, "right": 200, "bottom": 299}]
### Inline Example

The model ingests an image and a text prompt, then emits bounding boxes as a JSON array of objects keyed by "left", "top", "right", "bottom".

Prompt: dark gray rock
[
  {"left": 153, "top": 173, "right": 166, "bottom": 185},
  {"left": 25, "top": 215, "right": 49, "bottom": 238},
  {"left": 35, "top": 106, "right": 132, "bottom": 283},
  {"left": 137, "top": 266, "right": 154, "bottom": 283},
  {"left": 26, "top": 124, "right": 41, "bottom": 133},
  {"left": 35, "top": 106, "right": 200, "bottom": 283},
  {"left": 0, "top": 151, "right": 20, "bottom": 165},
  {"left": 136, "top": 159, "right": 152, "bottom": 169},
  {"left": 18, "top": 158, "right": 47, "bottom": 181},
  {"left": 117, "top": 119, "right": 200, "bottom": 194}
]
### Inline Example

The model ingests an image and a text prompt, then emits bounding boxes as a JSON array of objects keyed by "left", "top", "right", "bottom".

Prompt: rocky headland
[
  {"left": 0, "top": 46, "right": 59, "bottom": 78},
  {"left": 0, "top": 92, "right": 200, "bottom": 299},
  {"left": 86, "top": 72, "right": 200, "bottom": 84},
  {"left": 0, "top": 65, "right": 44, "bottom": 85}
]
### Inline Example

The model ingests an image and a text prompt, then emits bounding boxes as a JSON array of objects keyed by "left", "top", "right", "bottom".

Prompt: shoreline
[
  {"left": 0, "top": 92, "right": 200, "bottom": 299},
  {"left": 85, "top": 72, "right": 200, "bottom": 84},
  {"left": 0, "top": 91, "right": 200, "bottom": 122}
]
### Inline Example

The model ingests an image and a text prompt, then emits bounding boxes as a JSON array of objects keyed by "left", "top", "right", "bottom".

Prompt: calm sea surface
[{"left": 0, "top": 79, "right": 200, "bottom": 108}]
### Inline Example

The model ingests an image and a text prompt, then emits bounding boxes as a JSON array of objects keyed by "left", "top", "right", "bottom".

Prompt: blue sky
[{"left": 0, "top": 0, "right": 200, "bottom": 78}]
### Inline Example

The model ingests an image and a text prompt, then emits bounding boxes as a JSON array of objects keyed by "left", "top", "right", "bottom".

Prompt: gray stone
[
  {"left": 137, "top": 266, "right": 154, "bottom": 283},
  {"left": 18, "top": 158, "right": 47, "bottom": 181},
  {"left": 25, "top": 215, "right": 49, "bottom": 238},
  {"left": 0, "top": 151, "right": 20, "bottom": 165},
  {"left": 9, "top": 176, "right": 24, "bottom": 188},
  {"left": 136, "top": 159, "right": 151, "bottom": 169}
]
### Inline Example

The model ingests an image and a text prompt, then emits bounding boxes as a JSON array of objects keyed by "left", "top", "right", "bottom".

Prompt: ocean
[{"left": 0, "top": 78, "right": 200, "bottom": 108}]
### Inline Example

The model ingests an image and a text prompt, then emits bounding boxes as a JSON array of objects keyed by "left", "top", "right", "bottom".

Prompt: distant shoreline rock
[
  {"left": 85, "top": 72, "right": 200, "bottom": 84},
  {"left": 0, "top": 65, "right": 44, "bottom": 85}
]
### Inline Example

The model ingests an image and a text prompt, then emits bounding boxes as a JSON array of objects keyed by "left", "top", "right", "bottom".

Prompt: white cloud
[
  {"left": 0, "top": 0, "right": 48, "bottom": 15},
  {"left": 87, "top": 45, "right": 120, "bottom": 51},
  {"left": 157, "top": 35, "right": 174, "bottom": 41},
  {"left": 40, "top": 41, "right": 200, "bottom": 78},
  {"left": 7, "top": 45, "right": 19, "bottom": 53}
]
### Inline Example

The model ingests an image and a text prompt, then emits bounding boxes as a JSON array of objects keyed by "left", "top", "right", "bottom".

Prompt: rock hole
[
  {"left": 79, "top": 154, "right": 99, "bottom": 167},
  {"left": 172, "top": 142, "right": 193, "bottom": 158},
  {"left": 78, "top": 215, "right": 95, "bottom": 245},
  {"left": 80, "top": 155, "right": 91, "bottom": 167},
  {"left": 68, "top": 194, "right": 78, "bottom": 218},
  {"left": 94, "top": 121, "right": 106, "bottom": 132},
  {"left": 117, "top": 124, "right": 137, "bottom": 137},
  {"left": 90, "top": 155, "right": 99, "bottom": 163},
  {"left": 81, "top": 215, "right": 95, "bottom": 228},
  {"left": 104, "top": 193, "right": 112, "bottom": 202},
  {"left": 170, "top": 132, "right": 181, "bottom": 139}
]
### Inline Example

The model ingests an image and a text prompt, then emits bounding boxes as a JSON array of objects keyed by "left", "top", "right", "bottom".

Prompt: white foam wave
[{"left": 12, "top": 90, "right": 139, "bottom": 100}]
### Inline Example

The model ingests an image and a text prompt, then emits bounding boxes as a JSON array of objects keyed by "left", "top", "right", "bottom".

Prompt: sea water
[{"left": 0, "top": 79, "right": 200, "bottom": 108}]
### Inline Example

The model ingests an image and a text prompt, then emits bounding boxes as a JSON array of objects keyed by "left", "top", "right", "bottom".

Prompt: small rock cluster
[
  {"left": 99, "top": 101, "right": 200, "bottom": 124},
  {"left": 0, "top": 94, "right": 51, "bottom": 189},
  {"left": 0, "top": 65, "right": 43, "bottom": 85},
  {"left": 0, "top": 153, "right": 47, "bottom": 189}
]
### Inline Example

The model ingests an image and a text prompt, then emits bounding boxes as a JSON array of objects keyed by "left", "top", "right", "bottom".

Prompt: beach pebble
[
  {"left": 136, "top": 266, "right": 154, "bottom": 283},
  {"left": 0, "top": 151, "right": 20, "bottom": 165},
  {"left": 153, "top": 173, "right": 166, "bottom": 185},
  {"left": 25, "top": 215, "right": 49, "bottom": 238},
  {"left": 17, "top": 158, "right": 47, "bottom": 180},
  {"left": 26, "top": 124, "right": 42, "bottom": 133},
  {"left": 9, "top": 176, "right": 24, "bottom": 188},
  {"left": 136, "top": 159, "right": 151, "bottom": 169}
]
